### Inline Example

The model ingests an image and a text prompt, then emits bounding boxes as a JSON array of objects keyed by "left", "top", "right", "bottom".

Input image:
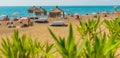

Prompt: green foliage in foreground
[
  {"left": 1, "top": 17, "right": 120, "bottom": 58},
  {"left": 84, "top": 32, "right": 120, "bottom": 58},
  {"left": 78, "top": 16, "right": 120, "bottom": 58},
  {"left": 0, "top": 30, "right": 54, "bottom": 58},
  {"left": 104, "top": 16, "right": 120, "bottom": 34},
  {"left": 78, "top": 16, "right": 100, "bottom": 36},
  {"left": 49, "top": 24, "right": 87, "bottom": 58}
]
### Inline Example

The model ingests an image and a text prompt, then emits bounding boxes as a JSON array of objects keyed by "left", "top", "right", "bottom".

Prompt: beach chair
[
  {"left": 50, "top": 21, "right": 67, "bottom": 26},
  {"left": 35, "top": 18, "right": 48, "bottom": 23}
]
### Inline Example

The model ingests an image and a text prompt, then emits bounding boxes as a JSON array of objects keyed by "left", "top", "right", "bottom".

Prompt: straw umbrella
[
  {"left": 34, "top": 7, "right": 47, "bottom": 16},
  {"left": 28, "top": 6, "right": 37, "bottom": 13},
  {"left": 34, "top": 9, "right": 40, "bottom": 16},
  {"left": 28, "top": 6, "right": 38, "bottom": 20},
  {"left": 49, "top": 6, "right": 64, "bottom": 18}
]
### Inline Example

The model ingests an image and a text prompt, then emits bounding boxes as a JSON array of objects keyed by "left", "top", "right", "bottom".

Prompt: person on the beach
[
  {"left": 104, "top": 14, "right": 108, "bottom": 17},
  {"left": 4, "top": 15, "right": 9, "bottom": 21},
  {"left": 27, "top": 17, "right": 30, "bottom": 26},
  {"left": 11, "top": 22, "right": 16, "bottom": 28},
  {"left": 0, "top": 21, "right": 1, "bottom": 25},
  {"left": 4, "top": 15, "right": 10, "bottom": 25},
  {"left": 75, "top": 15, "right": 80, "bottom": 20},
  {"left": 94, "top": 15, "right": 97, "bottom": 18}
]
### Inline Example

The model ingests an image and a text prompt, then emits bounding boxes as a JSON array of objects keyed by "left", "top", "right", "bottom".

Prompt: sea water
[{"left": 0, "top": 6, "right": 120, "bottom": 19}]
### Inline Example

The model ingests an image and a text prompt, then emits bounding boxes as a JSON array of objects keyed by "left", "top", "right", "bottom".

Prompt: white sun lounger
[
  {"left": 50, "top": 21, "right": 67, "bottom": 26},
  {"left": 37, "top": 18, "right": 47, "bottom": 22}
]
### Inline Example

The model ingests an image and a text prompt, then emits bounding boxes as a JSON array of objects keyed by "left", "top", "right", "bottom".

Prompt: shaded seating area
[
  {"left": 2, "top": 6, "right": 68, "bottom": 28},
  {"left": 32, "top": 7, "right": 48, "bottom": 23},
  {"left": 35, "top": 17, "right": 48, "bottom": 23},
  {"left": 49, "top": 6, "right": 67, "bottom": 26},
  {"left": 28, "top": 6, "right": 38, "bottom": 19},
  {"left": 28, "top": 6, "right": 47, "bottom": 19}
]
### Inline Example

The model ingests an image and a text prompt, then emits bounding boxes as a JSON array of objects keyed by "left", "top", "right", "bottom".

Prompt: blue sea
[{"left": 0, "top": 6, "right": 120, "bottom": 19}]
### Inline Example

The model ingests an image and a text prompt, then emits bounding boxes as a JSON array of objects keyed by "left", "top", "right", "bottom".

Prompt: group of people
[{"left": 0, "top": 16, "right": 34, "bottom": 28}]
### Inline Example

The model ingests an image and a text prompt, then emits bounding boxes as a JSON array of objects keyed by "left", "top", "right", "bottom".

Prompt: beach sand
[
  {"left": 0, "top": 14, "right": 120, "bottom": 58},
  {"left": 0, "top": 14, "right": 119, "bottom": 43}
]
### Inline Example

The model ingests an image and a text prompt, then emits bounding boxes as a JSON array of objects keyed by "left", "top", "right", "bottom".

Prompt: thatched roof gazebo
[
  {"left": 49, "top": 6, "right": 64, "bottom": 17},
  {"left": 34, "top": 7, "right": 47, "bottom": 15},
  {"left": 28, "top": 6, "right": 38, "bottom": 13}
]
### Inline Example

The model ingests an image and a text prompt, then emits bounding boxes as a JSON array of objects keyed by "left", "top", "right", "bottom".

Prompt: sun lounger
[
  {"left": 38, "top": 18, "right": 47, "bottom": 22},
  {"left": 35, "top": 18, "right": 48, "bottom": 23},
  {"left": 29, "top": 17, "right": 39, "bottom": 19},
  {"left": 50, "top": 21, "right": 67, "bottom": 26}
]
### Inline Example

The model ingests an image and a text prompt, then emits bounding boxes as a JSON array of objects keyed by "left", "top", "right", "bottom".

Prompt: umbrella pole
[{"left": 34, "top": 11, "right": 35, "bottom": 20}]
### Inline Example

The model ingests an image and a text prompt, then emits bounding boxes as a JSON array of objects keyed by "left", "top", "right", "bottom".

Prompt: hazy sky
[{"left": 0, "top": 0, "right": 119, "bottom": 6}]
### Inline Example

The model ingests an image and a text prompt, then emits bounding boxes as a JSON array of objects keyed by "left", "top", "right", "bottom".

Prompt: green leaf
[{"left": 77, "top": 38, "right": 87, "bottom": 57}]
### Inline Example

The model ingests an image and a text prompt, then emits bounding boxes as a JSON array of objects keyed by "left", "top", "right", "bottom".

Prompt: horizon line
[{"left": 0, "top": 5, "right": 119, "bottom": 6}]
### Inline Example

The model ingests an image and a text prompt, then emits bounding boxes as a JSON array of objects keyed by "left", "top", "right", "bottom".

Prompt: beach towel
[{"left": 19, "top": 17, "right": 28, "bottom": 21}]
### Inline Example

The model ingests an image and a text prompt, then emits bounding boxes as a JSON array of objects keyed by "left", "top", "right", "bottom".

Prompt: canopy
[
  {"left": 35, "top": 7, "right": 47, "bottom": 15},
  {"left": 49, "top": 6, "right": 64, "bottom": 17},
  {"left": 28, "top": 6, "right": 37, "bottom": 13}
]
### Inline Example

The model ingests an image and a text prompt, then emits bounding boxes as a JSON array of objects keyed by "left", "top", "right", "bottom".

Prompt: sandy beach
[
  {"left": 0, "top": 13, "right": 120, "bottom": 58},
  {"left": 0, "top": 0, "right": 120, "bottom": 57},
  {"left": 0, "top": 13, "right": 119, "bottom": 44}
]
